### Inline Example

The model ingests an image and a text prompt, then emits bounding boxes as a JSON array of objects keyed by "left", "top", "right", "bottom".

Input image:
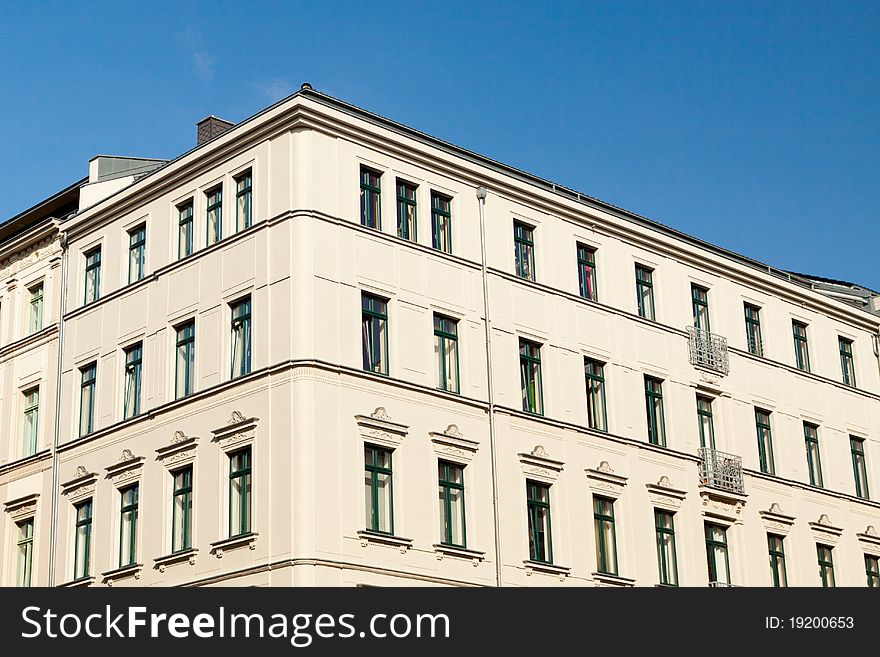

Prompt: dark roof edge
[{"left": 0, "top": 177, "right": 86, "bottom": 247}]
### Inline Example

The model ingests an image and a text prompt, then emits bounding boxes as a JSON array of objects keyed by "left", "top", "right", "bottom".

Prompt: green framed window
[
  {"left": 433, "top": 314, "right": 459, "bottom": 393},
  {"left": 438, "top": 461, "right": 466, "bottom": 547},
  {"left": 28, "top": 283, "right": 43, "bottom": 334},
  {"left": 851, "top": 436, "right": 869, "bottom": 499},
  {"left": 866, "top": 555, "right": 880, "bottom": 588},
  {"left": 395, "top": 179, "right": 417, "bottom": 241},
  {"left": 577, "top": 243, "right": 597, "bottom": 301},
  {"left": 792, "top": 320, "right": 810, "bottom": 372},
  {"left": 22, "top": 387, "right": 39, "bottom": 457},
  {"left": 128, "top": 224, "right": 146, "bottom": 284},
  {"left": 364, "top": 445, "right": 393, "bottom": 534},
  {"left": 519, "top": 339, "right": 543, "bottom": 415},
  {"left": 123, "top": 343, "right": 142, "bottom": 419},
  {"left": 16, "top": 518, "right": 34, "bottom": 587},
  {"left": 235, "top": 169, "right": 252, "bottom": 231},
  {"left": 178, "top": 200, "right": 194, "bottom": 258},
  {"left": 691, "top": 284, "right": 710, "bottom": 331},
  {"left": 514, "top": 221, "right": 535, "bottom": 280},
  {"left": 172, "top": 466, "right": 193, "bottom": 552},
  {"left": 644, "top": 376, "right": 666, "bottom": 446},
  {"left": 175, "top": 321, "right": 195, "bottom": 399},
  {"left": 755, "top": 409, "right": 774, "bottom": 475},
  {"left": 817, "top": 544, "right": 835, "bottom": 587},
  {"left": 705, "top": 523, "right": 731, "bottom": 586},
  {"left": 206, "top": 186, "right": 223, "bottom": 245},
  {"left": 744, "top": 303, "right": 763, "bottom": 356},
  {"left": 804, "top": 423, "right": 823, "bottom": 488},
  {"left": 84, "top": 247, "right": 101, "bottom": 304},
  {"left": 655, "top": 509, "right": 678, "bottom": 586},
  {"left": 361, "top": 293, "right": 389, "bottom": 375},
  {"left": 526, "top": 480, "right": 552, "bottom": 564},
  {"left": 229, "top": 448, "right": 252, "bottom": 537},
  {"left": 231, "top": 297, "right": 252, "bottom": 378},
  {"left": 635, "top": 265, "right": 655, "bottom": 320},
  {"left": 696, "top": 395, "right": 715, "bottom": 450},
  {"left": 839, "top": 337, "right": 856, "bottom": 387},
  {"left": 119, "top": 484, "right": 139, "bottom": 567},
  {"left": 584, "top": 358, "right": 607, "bottom": 432},
  {"left": 360, "top": 167, "right": 382, "bottom": 230},
  {"left": 79, "top": 363, "right": 96, "bottom": 436},
  {"left": 768, "top": 534, "right": 787, "bottom": 587},
  {"left": 593, "top": 496, "right": 618, "bottom": 575},
  {"left": 431, "top": 191, "right": 452, "bottom": 253},
  {"left": 73, "top": 499, "right": 92, "bottom": 580}
]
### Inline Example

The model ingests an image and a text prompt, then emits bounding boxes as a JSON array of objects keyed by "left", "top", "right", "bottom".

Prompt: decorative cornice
[
  {"left": 61, "top": 466, "right": 99, "bottom": 502},
  {"left": 809, "top": 514, "right": 844, "bottom": 545},
  {"left": 429, "top": 424, "right": 479, "bottom": 463},
  {"left": 857, "top": 525, "right": 880, "bottom": 554},
  {"left": 523, "top": 560, "right": 570, "bottom": 582},
  {"left": 101, "top": 563, "right": 143, "bottom": 586},
  {"left": 156, "top": 431, "right": 199, "bottom": 468},
  {"left": 356, "top": 407, "right": 408, "bottom": 449},
  {"left": 519, "top": 445, "right": 564, "bottom": 483},
  {"left": 698, "top": 486, "right": 747, "bottom": 524},
  {"left": 0, "top": 235, "right": 62, "bottom": 282},
  {"left": 154, "top": 548, "right": 198, "bottom": 572},
  {"left": 591, "top": 571, "right": 636, "bottom": 588},
  {"left": 759, "top": 502, "right": 796, "bottom": 536},
  {"left": 104, "top": 449, "right": 145, "bottom": 488},
  {"left": 433, "top": 544, "right": 485, "bottom": 566},
  {"left": 4, "top": 493, "right": 39, "bottom": 521},
  {"left": 210, "top": 533, "right": 259, "bottom": 558},
  {"left": 645, "top": 476, "right": 687, "bottom": 510},
  {"left": 585, "top": 461, "right": 627, "bottom": 498},
  {"left": 211, "top": 410, "right": 259, "bottom": 451},
  {"left": 356, "top": 530, "right": 413, "bottom": 554}
]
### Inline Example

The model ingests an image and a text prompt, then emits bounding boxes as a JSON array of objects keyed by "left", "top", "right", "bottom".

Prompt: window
[
  {"left": 705, "top": 523, "right": 730, "bottom": 586},
  {"left": 438, "top": 461, "right": 466, "bottom": 547},
  {"left": 16, "top": 519, "right": 34, "bottom": 587},
  {"left": 84, "top": 247, "right": 101, "bottom": 304},
  {"left": 655, "top": 510, "right": 678, "bottom": 586},
  {"left": 206, "top": 186, "right": 223, "bottom": 245},
  {"left": 73, "top": 499, "right": 92, "bottom": 580},
  {"left": 866, "top": 555, "right": 880, "bottom": 588},
  {"left": 22, "top": 388, "right": 39, "bottom": 457},
  {"left": 519, "top": 339, "right": 543, "bottom": 415},
  {"left": 514, "top": 221, "right": 535, "bottom": 280},
  {"left": 172, "top": 467, "right": 193, "bottom": 552},
  {"left": 577, "top": 243, "right": 597, "bottom": 301},
  {"left": 744, "top": 304, "right": 763, "bottom": 356},
  {"left": 691, "top": 284, "right": 710, "bottom": 331},
  {"left": 231, "top": 297, "right": 252, "bottom": 378},
  {"left": 433, "top": 315, "right": 459, "bottom": 393},
  {"left": 851, "top": 436, "right": 869, "bottom": 499},
  {"left": 526, "top": 480, "right": 552, "bottom": 563},
  {"left": 175, "top": 321, "right": 195, "bottom": 399},
  {"left": 644, "top": 376, "right": 666, "bottom": 446},
  {"left": 119, "top": 484, "right": 138, "bottom": 567},
  {"left": 123, "top": 343, "right": 142, "bottom": 419},
  {"left": 817, "top": 545, "right": 835, "bottom": 587},
  {"left": 755, "top": 409, "right": 775, "bottom": 475},
  {"left": 28, "top": 283, "right": 43, "bottom": 334},
  {"left": 584, "top": 359, "right": 607, "bottom": 432},
  {"left": 178, "top": 200, "right": 194, "bottom": 258},
  {"left": 593, "top": 496, "right": 618, "bottom": 575},
  {"left": 696, "top": 395, "right": 715, "bottom": 450},
  {"left": 395, "top": 179, "right": 417, "bottom": 241},
  {"left": 431, "top": 192, "right": 452, "bottom": 253},
  {"left": 768, "top": 534, "right": 787, "bottom": 587},
  {"left": 792, "top": 321, "right": 810, "bottom": 372},
  {"left": 229, "top": 448, "right": 252, "bottom": 537},
  {"left": 364, "top": 445, "right": 393, "bottom": 534},
  {"left": 360, "top": 167, "right": 381, "bottom": 229},
  {"left": 839, "top": 337, "right": 856, "bottom": 387},
  {"left": 804, "top": 423, "right": 823, "bottom": 488},
  {"left": 361, "top": 293, "right": 388, "bottom": 375},
  {"left": 235, "top": 170, "right": 252, "bottom": 231},
  {"left": 635, "top": 265, "right": 655, "bottom": 320},
  {"left": 128, "top": 224, "right": 146, "bottom": 283},
  {"left": 79, "top": 363, "right": 96, "bottom": 436}
]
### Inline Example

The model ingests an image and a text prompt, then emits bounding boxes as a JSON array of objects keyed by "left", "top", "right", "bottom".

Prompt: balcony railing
[
  {"left": 687, "top": 325, "right": 729, "bottom": 375},
  {"left": 709, "top": 581, "right": 739, "bottom": 587},
  {"left": 699, "top": 447, "right": 744, "bottom": 495}
]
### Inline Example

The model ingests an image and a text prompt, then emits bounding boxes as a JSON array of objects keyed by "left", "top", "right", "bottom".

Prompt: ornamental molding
[
  {"left": 591, "top": 572, "right": 636, "bottom": 588},
  {"left": 645, "top": 476, "right": 687, "bottom": 510},
  {"left": 210, "top": 532, "right": 259, "bottom": 558},
  {"left": 585, "top": 461, "right": 627, "bottom": 498},
  {"left": 101, "top": 564, "right": 143, "bottom": 586},
  {"left": 356, "top": 530, "right": 413, "bottom": 554},
  {"left": 104, "top": 449, "right": 145, "bottom": 488},
  {"left": 154, "top": 548, "right": 198, "bottom": 572},
  {"left": 433, "top": 543, "right": 485, "bottom": 566},
  {"left": 61, "top": 466, "right": 99, "bottom": 502},
  {"left": 523, "top": 560, "right": 570, "bottom": 582},
  {"left": 759, "top": 502, "right": 796, "bottom": 536},
  {"left": 0, "top": 237, "right": 62, "bottom": 282},
  {"left": 4, "top": 493, "right": 39, "bottom": 521},
  {"left": 698, "top": 486, "right": 746, "bottom": 524},
  {"left": 809, "top": 514, "right": 844, "bottom": 545},
  {"left": 518, "top": 445, "right": 564, "bottom": 483},
  {"left": 156, "top": 431, "right": 198, "bottom": 469},
  {"left": 857, "top": 525, "right": 880, "bottom": 555},
  {"left": 356, "top": 407, "right": 408, "bottom": 449},
  {"left": 429, "top": 424, "right": 479, "bottom": 464},
  {"left": 211, "top": 410, "right": 259, "bottom": 452}
]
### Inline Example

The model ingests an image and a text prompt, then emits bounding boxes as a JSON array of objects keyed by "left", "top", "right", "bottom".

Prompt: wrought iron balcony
[
  {"left": 687, "top": 326, "right": 729, "bottom": 375},
  {"left": 699, "top": 447, "right": 744, "bottom": 495}
]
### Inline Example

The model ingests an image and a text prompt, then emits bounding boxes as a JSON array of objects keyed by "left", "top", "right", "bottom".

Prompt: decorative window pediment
[
  {"left": 857, "top": 525, "right": 880, "bottom": 555},
  {"left": 518, "top": 445, "right": 563, "bottom": 483},
  {"left": 105, "top": 449, "right": 145, "bottom": 488},
  {"left": 4, "top": 493, "right": 39, "bottom": 522},
  {"left": 585, "top": 461, "right": 627, "bottom": 498},
  {"left": 156, "top": 430, "right": 198, "bottom": 469},
  {"left": 759, "top": 502, "right": 796, "bottom": 536},
  {"left": 61, "top": 466, "right": 98, "bottom": 503},
  {"left": 809, "top": 514, "right": 844, "bottom": 546},
  {"left": 211, "top": 410, "right": 258, "bottom": 452},
  {"left": 356, "top": 407, "right": 408, "bottom": 449},
  {"left": 645, "top": 476, "right": 686, "bottom": 511},
  {"left": 429, "top": 424, "right": 479, "bottom": 464}
]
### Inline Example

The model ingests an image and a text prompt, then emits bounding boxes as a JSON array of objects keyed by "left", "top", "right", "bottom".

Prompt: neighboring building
[{"left": 3, "top": 85, "right": 880, "bottom": 588}]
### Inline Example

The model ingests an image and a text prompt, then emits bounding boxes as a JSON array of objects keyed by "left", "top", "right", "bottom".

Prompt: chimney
[{"left": 196, "top": 116, "right": 235, "bottom": 146}]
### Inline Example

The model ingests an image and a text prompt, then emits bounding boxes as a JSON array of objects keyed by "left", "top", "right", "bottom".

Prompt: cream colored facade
[{"left": 3, "top": 86, "right": 880, "bottom": 587}]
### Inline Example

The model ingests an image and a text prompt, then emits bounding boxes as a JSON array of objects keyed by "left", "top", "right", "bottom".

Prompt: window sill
[
  {"left": 210, "top": 532, "right": 259, "bottom": 558},
  {"left": 356, "top": 530, "right": 413, "bottom": 553},
  {"left": 59, "top": 576, "right": 95, "bottom": 588},
  {"left": 101, "top": 563, "right": 143, "bottom": 586},
  {"left": 591, "top": 571, "right": 636, "bottom": 587},
  {"left": 523, "top": 560, "right": 570, "bottom": 581},
  {"left": 153, "top": 548, "right": 198, "bottom": 572},
  {"left": 433, "top": 543, "right": 485, "bottom": 566}
]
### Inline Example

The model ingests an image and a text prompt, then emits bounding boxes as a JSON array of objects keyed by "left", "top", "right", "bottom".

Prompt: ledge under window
[
  {"left": 210, "top": 532, "right": 259, "bottom": 558},
  {"left": 591, "top": 571, "right": 636, "bottom": 587},
  {"left": 101, "top": 563, "right": 143, "bottom": 586},
  {"left": 523, "top": 560, "right": 571, "bottom": 581},
  {"left": 59, "top": 576, "right": 95, "bottom": 588},
  {"left": 153, "top": 548, "right": 198, "bottom": 572},
  {"left": 433, "top": 543, "right": 485, "bottom": 566},
  {"left": 356, "top": 530, "right": 413, "bottom": 553}
]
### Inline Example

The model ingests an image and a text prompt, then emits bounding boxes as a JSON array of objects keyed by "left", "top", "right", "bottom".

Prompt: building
[{"left": 2, "top": 84, "right": 880, "bottom": 588}]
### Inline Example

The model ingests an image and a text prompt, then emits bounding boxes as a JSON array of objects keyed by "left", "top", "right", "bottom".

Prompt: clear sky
[{"left": 1, "top": 1, "right": 878, "bottom": 288}]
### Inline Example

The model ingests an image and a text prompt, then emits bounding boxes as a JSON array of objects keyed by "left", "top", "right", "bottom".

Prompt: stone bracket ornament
[
  {"left": 433, "top": 543, "right": 485, "bottom": 566},
  {"left": 105, "top": 449, "right": 145, "bottom": 488},
  {"left": 518, "top": 445, "right": 564, "bottom": 483},
  {"left": 4, "top": 493, "right": 39, "bottom": 522},
  {"left": 523, "top": 560, "right": 570, "bottom": 582},
  {"left": 156, "top": 430, "right": 199, "bottom": 469},
  {"left": 101, "top": 563, "right": 143, "bottom": 586},
  {"left": 356, "top": 530, "right": 413, "bottom": 554},
  {"left": 153, "top": 548, "right": 198, "bottom": 572},
  {"left": 585, "top": 461, "right": 627, "bottom": 499},
  {"left": 210, "top": 533, "right": 259, "bottom": 558},
  {"left": 429, "top": 424, "right": 479, "bottom": 464},
  {"left": 355, "top": 407, "right": 408, "bottom": 449},
  {"left": 698, "top": 485, "right": 746, "bottom": 524},
  {"left": 759, "top": 502, "right": 796, "bottom": 536},
  {"left": 809, "top": 514, "right": 844, "bottom": 546},
  {"left": 645, "top": 476, "right": 687, "bottom": 510},
  {"left": 591, "top": 571, "right": 636, "bottom": 587},
  {"left": 857, "top": 525, "right": 880, "bottom": 555},
  {"left": 61, "top": 465, "right": 99, "bottom": 503},
  {"left": 211, "top": 410, "right": 259, "bottom": 452}
]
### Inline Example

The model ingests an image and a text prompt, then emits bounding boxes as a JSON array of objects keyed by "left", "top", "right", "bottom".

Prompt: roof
[{"left": 0, "top": 177, "right": 85, "bottom": 248}]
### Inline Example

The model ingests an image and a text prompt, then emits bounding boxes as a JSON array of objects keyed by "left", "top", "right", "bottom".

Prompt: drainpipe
[
  {"left": 476, "top": 186, "right": 503, "bottom": 587},
  {"left": 48, "top": 226, "right": 69, "bottom": 587}
]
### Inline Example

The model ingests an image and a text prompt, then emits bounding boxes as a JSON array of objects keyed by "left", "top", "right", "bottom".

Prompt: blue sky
[{"left": 1, "top": 1, "right": 878, "bottom": 288}]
